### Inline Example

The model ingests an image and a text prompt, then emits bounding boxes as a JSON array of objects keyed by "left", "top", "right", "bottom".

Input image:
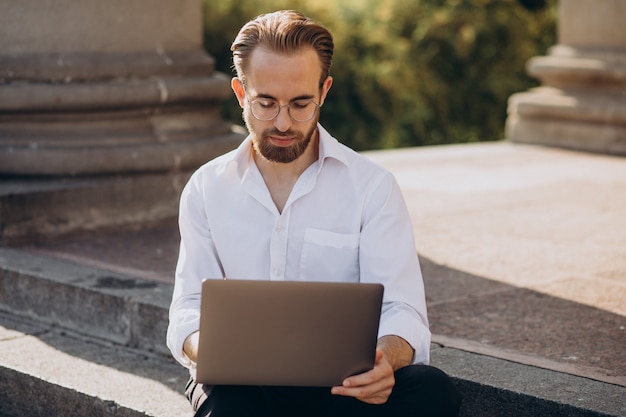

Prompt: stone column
[
  {"left": 0, "top": 0, "right": 243, "bottom": 175},
  {"left": 506, "top": 0, "right": 626, "bottom": 155},
  {"left": 0, "top": 0, "right": 244, "bottom": 244}
]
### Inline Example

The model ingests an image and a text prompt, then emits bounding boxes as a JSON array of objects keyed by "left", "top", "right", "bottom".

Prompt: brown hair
[{"left": 231, "top": 10, "right": 334, "bottom": 88}]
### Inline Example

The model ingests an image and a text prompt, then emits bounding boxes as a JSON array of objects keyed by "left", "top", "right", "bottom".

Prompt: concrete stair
[{"left": 1, "top": 247, "right": 624, "bottom": 417}]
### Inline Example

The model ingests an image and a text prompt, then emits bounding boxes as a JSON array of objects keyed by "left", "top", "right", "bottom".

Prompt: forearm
[
  {"left": 183, "top": 331, "right": 200, "bottom": 364},
  {"left": 377, "top": 335, "right": 414, "bottom": 371}
]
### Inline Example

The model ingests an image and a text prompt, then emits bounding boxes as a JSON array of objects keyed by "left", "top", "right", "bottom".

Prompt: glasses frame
[{"left": 246, "top": 96, "right": 322, "bottom": 122}]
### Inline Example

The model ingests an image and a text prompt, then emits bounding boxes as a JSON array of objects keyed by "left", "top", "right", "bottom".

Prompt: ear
[
  {"left": 319, "top": 76, "right": 333, "bottom": 106},
  {"left": 231, "top": 77, "right": 246, "bottom": 108}
]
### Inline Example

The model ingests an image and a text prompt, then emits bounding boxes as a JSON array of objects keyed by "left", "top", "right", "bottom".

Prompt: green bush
[{"left": 203, "top": 0, "right": 556, "bottom": 150}]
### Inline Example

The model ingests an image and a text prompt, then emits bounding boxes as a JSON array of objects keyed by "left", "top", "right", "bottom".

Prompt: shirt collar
[{"left": 317, "top": 123, "right": 350, "bottom": 169}]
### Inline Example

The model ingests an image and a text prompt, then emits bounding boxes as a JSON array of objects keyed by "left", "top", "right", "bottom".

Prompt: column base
[
  {"left": 0, "top": 172, "right": 191, "bottom": 245},
  {"left": 507, "top": 46, "right": 626, "bottom": 156},
  {"left": 507, "top": 87, "right": 626, "bottom": 156},
  {"left": 0, "top": 52, "right": 245, "bottom": 176}
]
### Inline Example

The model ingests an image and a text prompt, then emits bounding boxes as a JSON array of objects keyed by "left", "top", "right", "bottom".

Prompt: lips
[{"left": 268, "top": 136, "right": 296, "bottom": 147}]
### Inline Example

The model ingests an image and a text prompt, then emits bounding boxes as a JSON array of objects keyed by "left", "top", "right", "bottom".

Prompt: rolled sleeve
[{"left": 378, "top": 301, "right": 431, "bottom": 364}]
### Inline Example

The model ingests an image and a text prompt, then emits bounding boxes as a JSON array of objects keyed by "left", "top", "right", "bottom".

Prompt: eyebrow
[{"left": 254, "top": 93, "right": 315, "bottom": 102}]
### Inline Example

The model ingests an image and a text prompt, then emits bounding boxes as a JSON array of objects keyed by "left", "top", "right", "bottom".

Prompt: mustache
[{"left": 263, "top": 128, "right": 298, "bottom": 138}]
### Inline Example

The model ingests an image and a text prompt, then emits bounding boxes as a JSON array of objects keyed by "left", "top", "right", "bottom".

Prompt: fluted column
[
  {"left": 0, "top": 0, "right": 243, "bottom": 176},
  {"left": 506, "top": 0, "right": 626, "bottom": 155}
]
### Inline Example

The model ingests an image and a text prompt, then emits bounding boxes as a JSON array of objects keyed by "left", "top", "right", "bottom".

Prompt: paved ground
[{"left": 21, "top": 141, "right": 626, "bottom": 388}]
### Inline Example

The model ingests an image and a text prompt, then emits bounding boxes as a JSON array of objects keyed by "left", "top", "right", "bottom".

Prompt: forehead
[{"left": 245, "top": 47, "right": 322, "bottom": 99}]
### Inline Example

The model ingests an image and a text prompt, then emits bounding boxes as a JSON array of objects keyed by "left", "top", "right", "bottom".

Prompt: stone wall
[{"left": 0, "top": 0, "right": 243, "bottom": 176}]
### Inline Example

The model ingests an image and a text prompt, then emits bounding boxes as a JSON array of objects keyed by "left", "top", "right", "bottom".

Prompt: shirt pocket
[{"left": 300, "top": 228, "right": 360, "bottom": 282}]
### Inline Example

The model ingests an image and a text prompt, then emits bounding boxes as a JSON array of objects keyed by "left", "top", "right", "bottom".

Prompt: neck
[{"left": 253, "top": 129, "right": 319, "bottom": 213}]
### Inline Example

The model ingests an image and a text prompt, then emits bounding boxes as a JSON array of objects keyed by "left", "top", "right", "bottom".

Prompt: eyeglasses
[{"left": 247, "top": 97, "right": 321, "bottom": 122}]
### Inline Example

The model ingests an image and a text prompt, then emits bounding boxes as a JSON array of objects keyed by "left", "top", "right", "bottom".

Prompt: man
[{"left": 167, "top": 10, "right": 461, "bottom": 417}]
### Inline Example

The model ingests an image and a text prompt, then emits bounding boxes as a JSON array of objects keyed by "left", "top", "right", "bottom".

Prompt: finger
[
  {"left": 341, "top": 349, "right": 386, "bottom": 387},
  {"left": 331, "top": 349, "right": 395, "bottom": 403},
  {"left": 331, "top": 364, "right": 395, "bottom": 402},
  {"left": 332, "top": 379, "right": 393, "bottom": 404},
  {"left": 374, "top": 348, "right": 384, "bottom": 364}
]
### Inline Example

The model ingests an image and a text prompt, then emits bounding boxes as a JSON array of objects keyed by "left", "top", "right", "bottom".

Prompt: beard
[{"left": 244, "top": 109, "right": 318, "bottom": 164}]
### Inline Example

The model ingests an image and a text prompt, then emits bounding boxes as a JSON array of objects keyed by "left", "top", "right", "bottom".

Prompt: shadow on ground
[{"left": 17, "top": 222, "right": 626, "bottom": 387}]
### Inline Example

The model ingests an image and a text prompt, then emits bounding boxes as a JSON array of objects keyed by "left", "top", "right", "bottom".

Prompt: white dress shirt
[{"left": 166, "top": 124, "right": 431, "bottom": 370}]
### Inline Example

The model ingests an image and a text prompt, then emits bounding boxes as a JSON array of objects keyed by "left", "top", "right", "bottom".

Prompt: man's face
[{"left": 232, "top": 47, "right": 332, "bottom": 164}]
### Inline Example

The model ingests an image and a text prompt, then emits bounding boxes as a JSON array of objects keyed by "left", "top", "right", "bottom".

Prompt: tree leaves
[{"left": 203, "top": 0, "right": 556, "bottom": 150}]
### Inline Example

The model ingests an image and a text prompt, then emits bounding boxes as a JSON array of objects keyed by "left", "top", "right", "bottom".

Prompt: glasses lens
[
  {"left": 250, "top": 99, "right": 318, "bottom": 122},
  {"left": 289, "top": 100, "right": 318, "bottom": 122},
  {"left": 250, "top": 99, "right": 278, "bottom": 121}
]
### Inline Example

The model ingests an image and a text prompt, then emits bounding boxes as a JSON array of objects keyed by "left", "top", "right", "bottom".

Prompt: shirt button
[{"left": 275, "top": 226, "right": 283, "bottom": 232}]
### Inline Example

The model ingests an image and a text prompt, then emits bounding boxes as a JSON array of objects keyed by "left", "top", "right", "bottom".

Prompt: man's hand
[
  {"left": 331, "top": 349, "right": 395, "bottom": 404},
  {"left": 331, "top": 335, "right": 414, "bottom": 404}
]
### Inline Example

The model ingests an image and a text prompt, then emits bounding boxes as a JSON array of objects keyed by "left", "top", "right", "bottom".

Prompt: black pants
[{"left": 186, "top": 365, "right": 461, "bottom": 417}]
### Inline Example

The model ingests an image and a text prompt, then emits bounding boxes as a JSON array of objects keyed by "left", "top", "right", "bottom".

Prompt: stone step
[
  {"left": 431, "top": 345, "right": 625, "bottom": 417},
  {"left": 0, "top": 247, "right": 170, "bottom": 355},
  {"left": 0, "top": 311, "right": 189, "bottom": 417},
  {"left": 0, "top": 173, "right": 189, "bottom": 246},
  {"left": 0, "top": 248, "right": 624, "bottom": 417}
]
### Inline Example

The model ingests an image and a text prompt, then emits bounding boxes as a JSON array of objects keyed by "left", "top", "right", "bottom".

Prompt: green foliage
[{"left": 203, "top": 0, "right": 556, "bottom": 150}]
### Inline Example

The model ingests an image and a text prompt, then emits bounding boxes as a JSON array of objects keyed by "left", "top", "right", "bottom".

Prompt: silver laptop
[{"left": 196, "top": 279, "right": 384, "bottom": 387}]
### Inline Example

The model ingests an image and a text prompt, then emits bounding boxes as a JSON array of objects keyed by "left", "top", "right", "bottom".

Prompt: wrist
[
  {"left": 377, "top": 335, "right": 414, "bottom": 371},
  {"left": 183, "top": 331, "right": 200, "bottom": 364}
]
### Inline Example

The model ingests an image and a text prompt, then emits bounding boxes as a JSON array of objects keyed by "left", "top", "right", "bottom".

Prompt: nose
[{"left": 273, "top": 104, "right": 293, "bottom": 132}]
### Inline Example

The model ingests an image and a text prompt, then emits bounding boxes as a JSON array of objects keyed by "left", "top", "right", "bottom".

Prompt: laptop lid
[{"left": 196, "top": 279, "right": 384, "bottom": 387}]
